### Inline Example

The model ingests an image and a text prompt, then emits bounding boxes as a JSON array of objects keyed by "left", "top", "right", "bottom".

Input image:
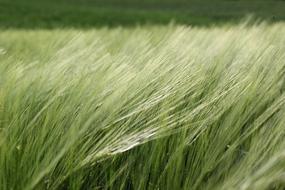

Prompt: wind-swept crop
[{"left": 0, "top": 24, "right": 285, "bottom": 190}]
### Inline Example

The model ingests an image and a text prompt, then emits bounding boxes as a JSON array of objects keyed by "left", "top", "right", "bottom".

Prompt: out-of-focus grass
[
  {"left": 0, "top": 23, "right": 285, "bottom": 190},
  {"left": 0, "top": 0, "right": 285, "bottom": 29}
]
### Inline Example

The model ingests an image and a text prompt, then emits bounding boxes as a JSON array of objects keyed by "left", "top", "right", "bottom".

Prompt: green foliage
[
  {"left": 0, "top": 0, "right": 285, "bottom": 28},
  {"left": 0, "top": 23, "right": 285, "bottom": 189}
]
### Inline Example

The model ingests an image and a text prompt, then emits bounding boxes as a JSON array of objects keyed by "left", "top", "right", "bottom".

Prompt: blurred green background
[{"left": 0, "top": 0, "right": 285, "bottom": 28}]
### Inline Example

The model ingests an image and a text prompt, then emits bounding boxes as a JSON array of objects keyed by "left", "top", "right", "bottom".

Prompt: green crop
[{"left": 0, "top": 23, "right": 284, "bottom": 189}]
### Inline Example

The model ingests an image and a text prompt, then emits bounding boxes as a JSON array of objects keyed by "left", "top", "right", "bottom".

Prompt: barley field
[{"left": 0, "top": 22, "right": 285, "bottom": 189}]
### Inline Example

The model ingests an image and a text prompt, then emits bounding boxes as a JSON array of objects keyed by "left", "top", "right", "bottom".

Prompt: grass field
[
  {"left": 1, "top": 0, "right": 285, "bottom": 190},
  {"left": 1, "top": 0, "right": 285, "bottom": 28},
  {"left": 0, "top": 23, "right": 285, "bottom": 189}
]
